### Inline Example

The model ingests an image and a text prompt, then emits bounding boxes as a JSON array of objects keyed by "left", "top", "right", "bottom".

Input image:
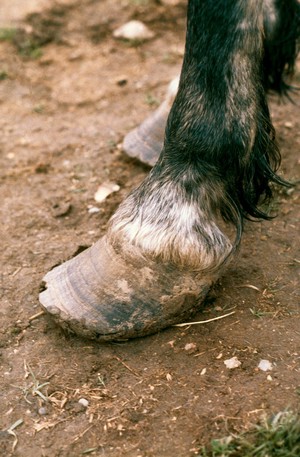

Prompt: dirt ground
[{"left": 0, "top": 1, "right": 299, "bottom": 456}]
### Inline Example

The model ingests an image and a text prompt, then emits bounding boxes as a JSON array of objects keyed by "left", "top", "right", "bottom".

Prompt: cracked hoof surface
[{"left": 39, "top": 236, "right": 214, "bottom": 341}]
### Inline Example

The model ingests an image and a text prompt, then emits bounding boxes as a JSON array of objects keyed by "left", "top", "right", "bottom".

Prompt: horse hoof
[
  {"left": 122, "top": 76, "right": 179, "bottom": 166},
  {"left": 39, "top": 235, "right": 215, "bottom": 341}
]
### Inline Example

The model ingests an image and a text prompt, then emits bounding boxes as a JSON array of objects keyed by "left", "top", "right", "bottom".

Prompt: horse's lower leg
[{"left": 39, "top": 0, "right": 293, "bottom": 341}]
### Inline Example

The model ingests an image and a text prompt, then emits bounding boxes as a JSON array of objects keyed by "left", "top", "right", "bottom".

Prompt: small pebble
[
  {"left": 258, "top": 359, "right": 273, "bottom": 372},
  {"left": 88, "top": 206, "right": 101, "bottom": 214},
  {"left": 184, "top": 342, "right": 197, "bottom": 351},
  {"left": 224, "top": 356, "right": 241, "bottom": 369},
  {"left": 94, "top": 182, "right": 120, "bottom": 203},
  {"left": 167, "top": 340, "right": 175, "bottom": 348},
  {"left": 116, "top": 76, "right": 128, "bottom": 87},
  {"left": 113, "top": 21, "right": 154, "bottom": 41},
  {"left": 68, "top": 51, "right": 84, "bottom": 61},
  {"left": 38, "top": 407, "right": 48, "bottom": 416},
  {"left": 78, "top": 398, "right": 89, "bottom": 408}
]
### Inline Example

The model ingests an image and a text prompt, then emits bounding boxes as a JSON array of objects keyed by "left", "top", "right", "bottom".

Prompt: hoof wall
[{"left": 39, "top": 237, "right": 214, "bottom": 341}]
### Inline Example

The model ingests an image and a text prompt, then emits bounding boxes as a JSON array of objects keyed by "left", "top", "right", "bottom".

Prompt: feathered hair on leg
[{"left": 263, "top": 0, "right": 300, "bottom": 95}]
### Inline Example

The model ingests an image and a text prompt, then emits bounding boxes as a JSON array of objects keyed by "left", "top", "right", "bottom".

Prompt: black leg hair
[
  {"left": 263, "top": 0, "right": 300, "bottom": 95},
  {"left": 158, "top": 0, "right": 295, "bottom": 230}
]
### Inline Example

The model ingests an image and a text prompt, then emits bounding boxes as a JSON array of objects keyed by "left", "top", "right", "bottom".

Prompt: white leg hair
[{"left": 108, "top": 173, "right": 233, "bottom": 271}]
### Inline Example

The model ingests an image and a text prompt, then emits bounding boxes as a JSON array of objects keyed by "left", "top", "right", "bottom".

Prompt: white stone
[
  {"left": 224, "top": 356, "right": 241, "bottom": 369},
  {"left": 94, "top": 182, "right": 120, "bottom": 203},
  {"left": 184, "top": 342, "right": 197, "bottom": 351},
  {"left": 38, "top": 407, "right": 48, "bottom": 415},
  {"left": 258, "top": 359, "right": 273, "bottom": 372},
  {"left": 78, "top": 398, "right": 89, "bottom": 408},
  {"left": 88, "top": 206, "right": 101, "bottom": 214},
  {"left": 113, "top": 21, "right": 154, "bottom": 41}
]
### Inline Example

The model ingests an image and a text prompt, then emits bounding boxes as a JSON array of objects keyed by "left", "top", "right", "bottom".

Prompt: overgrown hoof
[
  {"left": 122, "top": 76, "right": 179, "bottom": 166},
  {"left": 39, "top": 236, "right": 215, "bottom": 341}
]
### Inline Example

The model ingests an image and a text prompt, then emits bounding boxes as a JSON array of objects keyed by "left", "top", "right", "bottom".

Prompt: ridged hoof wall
[{"left": 39, "top": 236, "right": 214, "bottom": 341}]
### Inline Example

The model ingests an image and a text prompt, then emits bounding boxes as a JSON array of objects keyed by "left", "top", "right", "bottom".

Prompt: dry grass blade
[
  {"left": 28, "top": 310, "right": 45, "bottom": 322},
  {"left": 6, "top": 418, "right": 23, "bottom": 452},
  {"left": 81, "top": 448, "right": 98, "bottom": 455},
  {"left": 12, "top": 361, "right": 50, "bottom": 404},
  {"left": 33, "top": 417, "right": 72, "bottom": 433},
  {"left": 237, "top": 284, "right": 260, "bottom": 291},
  {"left": 113, "top": 356, "right": 141, "bottom": 378},
  {"left": 173, "top": 311, "right": 236, "bottom": 327},
  {"left": 71, "top": 424, "right": 94, "bottom": 443},
  {"left": 24, "top": 361, "right": 50, "bottom": 402}
]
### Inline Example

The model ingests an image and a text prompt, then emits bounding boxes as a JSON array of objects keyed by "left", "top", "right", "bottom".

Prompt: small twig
[
  {"left": 24, "top": 359, "right": 30, "bottom": 379},
  {"left": 28, "top": 310, "right": 45, "bottom": 322},
  {"left": 194, "top": 347, "right": 219, "bottom": 357},
  {"left": 11, "top": 267, "right": 22, "bottom": 277},
  {"left": 113, "top": 356, "right": 141, "bottom": 378},
  {"left": 173, "top": 311, "right": 236, "bottom": 327},
  {"left": 72, "top": 424, "right": 94, "bottom": 443}
]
